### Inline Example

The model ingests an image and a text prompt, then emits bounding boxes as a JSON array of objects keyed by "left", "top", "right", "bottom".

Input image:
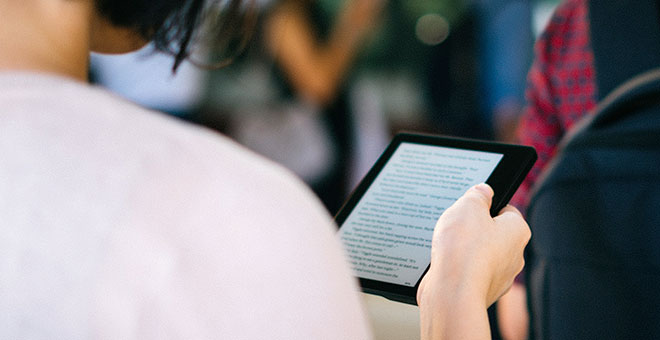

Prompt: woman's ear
[{"left": 89, "top": 11, "right": 149, "bottom": 54}]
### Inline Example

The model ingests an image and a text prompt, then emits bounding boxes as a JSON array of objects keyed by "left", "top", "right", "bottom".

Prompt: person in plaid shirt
[
  {"left": 512, "top": 0, "right": 597, "bottom": 210},
  {"left": 498, "top": 1, "right": 598, "bottom": 339}
]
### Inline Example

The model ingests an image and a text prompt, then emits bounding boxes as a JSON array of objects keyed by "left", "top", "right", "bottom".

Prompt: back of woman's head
[{"left": 95, "top": 0, "right": 255, "bottom": 71}]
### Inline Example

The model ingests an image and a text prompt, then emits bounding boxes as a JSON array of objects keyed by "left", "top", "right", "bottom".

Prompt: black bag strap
[
  {"left": 589, "top": 0, "right": 660, "bottom": 101},
  {"left": 581, "top": 67, "right": 660, "bottom": 133}
]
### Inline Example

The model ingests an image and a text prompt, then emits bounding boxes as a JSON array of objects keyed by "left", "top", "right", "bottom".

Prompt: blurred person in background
[
  {"left": 512, "top": 0, "right": 593, "bottom": 230},
  {"left": 201, "top": 0, "right": 384, "bottom": 215},
  {"left": 262, "top": 0, "right": 384, "bottom": 214}
]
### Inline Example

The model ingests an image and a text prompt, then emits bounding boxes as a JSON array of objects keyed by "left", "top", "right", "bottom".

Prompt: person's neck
[{"left": 0, "top": 1, "right": 94, "bottom": 81}]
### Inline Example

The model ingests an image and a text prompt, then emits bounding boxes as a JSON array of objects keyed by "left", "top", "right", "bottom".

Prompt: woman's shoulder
[{"left": 0, "top": 71, "right": 320, "bottom": 210}]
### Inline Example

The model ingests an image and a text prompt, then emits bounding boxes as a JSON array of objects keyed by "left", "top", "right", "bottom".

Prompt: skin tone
[
  {"left": 418, "top": 184, "right": 530, "bottom": 340},
  {"left": 497, "top": 282, "right": 529, "bottom": 340},
  {"left": 264, "top": 0, "right": 383, "bottom": 105},
  {"left": 0, "top": 0, "right": 145, "bottom": 81},
  {"left": 0, "top": 1, "right": 532, "bottom": 338}
]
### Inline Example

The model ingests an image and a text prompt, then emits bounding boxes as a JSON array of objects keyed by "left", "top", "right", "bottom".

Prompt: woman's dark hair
[{"left": 94, "top": 0, "right": 256, "bottom": 71}]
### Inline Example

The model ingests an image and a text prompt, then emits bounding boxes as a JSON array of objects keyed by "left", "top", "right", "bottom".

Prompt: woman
[
  {"left": 0, "top": 1, "right": 529, "bottom": 339},
  {"left": 268, "top": 0, "right": 381, "bottom": 214}
]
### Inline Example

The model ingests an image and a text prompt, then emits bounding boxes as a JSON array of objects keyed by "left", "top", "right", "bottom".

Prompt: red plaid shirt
[{"left": 511, "top": 0, "right": 598, "bottom": 210}]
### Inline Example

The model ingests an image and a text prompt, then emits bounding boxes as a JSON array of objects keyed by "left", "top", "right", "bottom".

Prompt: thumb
[
  {"left": 459, "top": 183, "right": 494, "bottom": 211},
  {"left": 441, "top": 183, "right": 494, "bottom": 222}
]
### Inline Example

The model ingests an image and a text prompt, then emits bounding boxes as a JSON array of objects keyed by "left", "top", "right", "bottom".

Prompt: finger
[
  {"left": 494, "top": 208, "right": 531, "bottom": 243},
  {"left": 441, "top": 184, "right": 494, "bottom": 223},
  {"left": 458, "top": 183, "right": 494, "bottom": 210},
  {"left": 496, "top": 204, "right": 523, "bottom": 218},
  {"left": 433, "top": 183, "right": 496, "bottom": 249}
]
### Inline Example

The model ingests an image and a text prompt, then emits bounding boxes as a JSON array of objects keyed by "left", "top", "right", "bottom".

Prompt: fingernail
[{"left": 472, "top": 183, "right": 493, "bottom": 196}]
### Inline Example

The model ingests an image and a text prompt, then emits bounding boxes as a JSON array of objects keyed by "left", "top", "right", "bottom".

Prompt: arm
[
  {"left": 417, "top": 184, "right": 531, "bottom": 340},
  {"left": 264, "top": 0, "right": 382, "bottom": 105},
  {"left": 496, "top": 282, "right": 529, "bottom": 340}
]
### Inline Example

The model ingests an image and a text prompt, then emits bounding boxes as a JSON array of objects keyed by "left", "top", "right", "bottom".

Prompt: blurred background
[
  {"left": 89, "top": 1, "right": 559, "bottom": 337},
  {"left": 91, "top": 0, "right": 560, "bottom": 216},
  {"left": 90, "top": 0, "right": 558, "bottom": 214}
]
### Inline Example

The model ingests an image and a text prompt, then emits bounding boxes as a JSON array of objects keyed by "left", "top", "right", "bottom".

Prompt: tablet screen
[{"left": 338, "top": 142, "right": 503, "bottom": 287}]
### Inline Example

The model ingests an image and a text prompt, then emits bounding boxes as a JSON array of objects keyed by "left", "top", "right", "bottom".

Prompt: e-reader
[{"left": 335, "top": 132, "right": 537, "bottom": 305}]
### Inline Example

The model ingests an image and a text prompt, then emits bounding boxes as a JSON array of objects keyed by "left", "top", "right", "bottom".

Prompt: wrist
[
  {"left": 429, "top": 239, "right": 493, "bottom": 305},
  {"left": 420, "top": 265, "right": 490, "bottom": 311},
  {"left": 419, "top": 278, "right": 490, "bottom": 340}
]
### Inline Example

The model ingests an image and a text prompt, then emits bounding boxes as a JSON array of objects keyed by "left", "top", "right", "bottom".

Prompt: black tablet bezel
[{"left": 334, "top": 132, "right": 537, "bottom": 305}]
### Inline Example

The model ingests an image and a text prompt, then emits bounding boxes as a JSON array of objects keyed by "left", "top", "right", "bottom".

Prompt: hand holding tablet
[
  {"left": 417, "top": 184, "right": 531, "bottom": 339},
  {"left": 335, "top": 133, "right": 536, "bottom": 304}
]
